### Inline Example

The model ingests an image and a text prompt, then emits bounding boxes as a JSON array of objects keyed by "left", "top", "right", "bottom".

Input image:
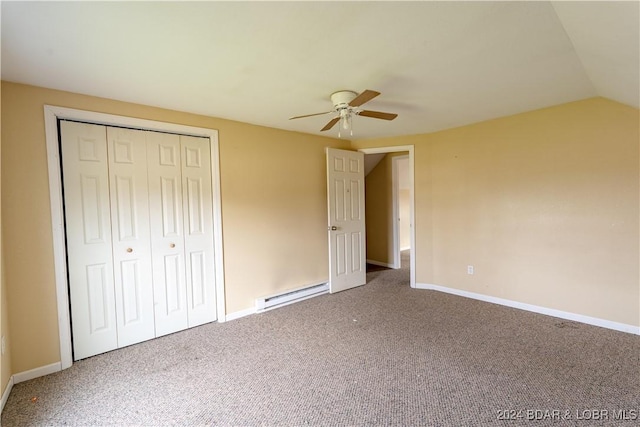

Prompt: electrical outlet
[
  {"left": 467, "top": 265, "right": 474, "bottom": 275},
  {"left": 1, "top": 336, "right": 5, "bottom": 356}
]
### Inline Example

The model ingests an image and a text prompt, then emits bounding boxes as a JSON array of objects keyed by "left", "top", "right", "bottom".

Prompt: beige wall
[
  {"left": 1, "top": 81, "right": 349, "bottom": 374},
  {"left": 0, "top": 82, "right": 11, "bottom": 401},
  {"left": 353, "top": 97, "right": 640, "bottom": 327},
  {"left": 364, "top": 152, "right": 409, "bottom": 265},
  {"left": 365, "top": 154, "right": 391, "bottom": 264}
]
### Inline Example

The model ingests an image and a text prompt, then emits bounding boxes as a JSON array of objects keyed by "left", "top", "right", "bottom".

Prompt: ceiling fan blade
[
  {"left": 349, "top": 90, "right": 380, "bottom": 107},
  {"left": 289, "top": 111, "right": 333, "bottom": 120},
  {"left": 321, "top": 117, "right": 340, "bottom": 131},
  {"left": 358, "top": 110, "right": 398, "bottom": 120}
]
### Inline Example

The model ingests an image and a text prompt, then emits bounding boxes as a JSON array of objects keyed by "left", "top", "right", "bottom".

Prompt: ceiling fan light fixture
[
  {"left": 338, "top": 109, "right": 353, "bottom": 138},
  {"left": 340, "top": 109, "right": 351, "bottom": 130}
]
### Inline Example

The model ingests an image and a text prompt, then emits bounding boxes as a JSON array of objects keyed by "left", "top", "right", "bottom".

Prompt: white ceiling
[{"left": 2, "top": 1, "right": 638, "bottom": 140}]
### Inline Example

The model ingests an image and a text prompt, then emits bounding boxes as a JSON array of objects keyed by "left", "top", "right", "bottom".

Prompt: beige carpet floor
[{"left": 2, "top": 251, "right": 639, "bottom": 426}]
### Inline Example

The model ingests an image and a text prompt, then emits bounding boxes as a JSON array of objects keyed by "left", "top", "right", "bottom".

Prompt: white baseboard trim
[
  {"left": 13, "top": 362, "right": 62, "bottom": 384},
  {"left": 366, "top": 259, "right": 394, "bottom": 268},
  {"left": 416, "top": 283, "right": 640, "bottom": 335},
  {"left": 400, "top": 246, "right": 411, "bottom": 251},
  {"left": 225, "top": 307, "right": 257, "bottom": 322},
  {"left": 1, "top": 376, "right": 14, "bottom": 414}
]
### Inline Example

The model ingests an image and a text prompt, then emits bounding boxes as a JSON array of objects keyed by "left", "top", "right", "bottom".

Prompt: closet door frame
[{"left": 44, "top": 105, "right": 226, "bottom": 370}]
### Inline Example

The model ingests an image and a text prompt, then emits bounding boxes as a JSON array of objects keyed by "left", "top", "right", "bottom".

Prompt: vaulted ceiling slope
[{"left": 2, "top": 1, "right": 638, "bottom": 140}]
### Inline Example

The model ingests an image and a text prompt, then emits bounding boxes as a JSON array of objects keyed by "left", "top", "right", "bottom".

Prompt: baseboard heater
[{"left": 256, "top": 282, "right": 329, "bottom": 312}]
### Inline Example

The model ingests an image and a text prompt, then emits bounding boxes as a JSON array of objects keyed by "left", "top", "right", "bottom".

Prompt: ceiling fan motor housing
[{"left": 330, "top": 90, "right": 358, "bottom": 110}]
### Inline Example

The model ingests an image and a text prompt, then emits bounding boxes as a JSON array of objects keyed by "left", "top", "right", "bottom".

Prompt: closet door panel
[
  {"left": 107, "top": 127, "right": 156, "bottom": 347},
  {"left": 181, "top": 135, "right": 217, "bottom": 326},
  {"left": 147, "top": 132, "right": 188, "bottom": 336},
  {"left": 61, "top": 121, "right": 118, "bottom": 360}
]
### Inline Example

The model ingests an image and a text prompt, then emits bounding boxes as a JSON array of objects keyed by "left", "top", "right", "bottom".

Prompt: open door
[{"left": 326, "top": 148, "right": 366, "bottom": 293}]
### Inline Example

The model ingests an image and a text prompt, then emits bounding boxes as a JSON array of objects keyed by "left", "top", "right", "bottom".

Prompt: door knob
[
  {"left": 169, "top": 243, "right": 175, "bottom": 248},
  {"left": 328, "top": 226, "right": 338, "bottom": 231},
  {"left": 126, "top": 248, "right": 133, "bottom": 253}
]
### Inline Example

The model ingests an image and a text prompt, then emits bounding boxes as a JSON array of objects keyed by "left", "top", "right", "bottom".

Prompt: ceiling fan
[{"left": 289, "top": 89, "right": 398, "bottom": 137}]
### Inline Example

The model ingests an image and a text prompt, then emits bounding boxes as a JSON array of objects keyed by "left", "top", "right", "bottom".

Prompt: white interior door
[
  {"left": 61, "top": 121, "right": 118, "bottom": 360},
  {"left": 106, "top": 127, "right": 156, "bottom": 347},
  {"left": 181, "top": 135, "right": 217, "bottom": 327},
  {"left": 147, "top": 131, "right": 189, "bottom": 337},
  {"left": 326, "top": 148, "right": 366, "bottom": 293}
]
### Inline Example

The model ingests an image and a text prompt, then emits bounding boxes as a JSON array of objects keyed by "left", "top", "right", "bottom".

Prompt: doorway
[{"left": 360, "top": 146, "right": 415, "bottom": 288}]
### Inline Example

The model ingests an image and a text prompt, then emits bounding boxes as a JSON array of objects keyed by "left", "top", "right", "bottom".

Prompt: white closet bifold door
[
  {"left": 106, "top": 127, "right": 156, "bottom": 347},
  {"left": 147, "top": 131, "right": 189, "bottom": 337},
  {"left": 62, "top": 122, "right": 217, "bottom": 360},
  {"left": 61, "top": 121, "right": 118, "bottom": 360},
  {"left": 181, "top": 135, "right": 217, "bottom": 327}
]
